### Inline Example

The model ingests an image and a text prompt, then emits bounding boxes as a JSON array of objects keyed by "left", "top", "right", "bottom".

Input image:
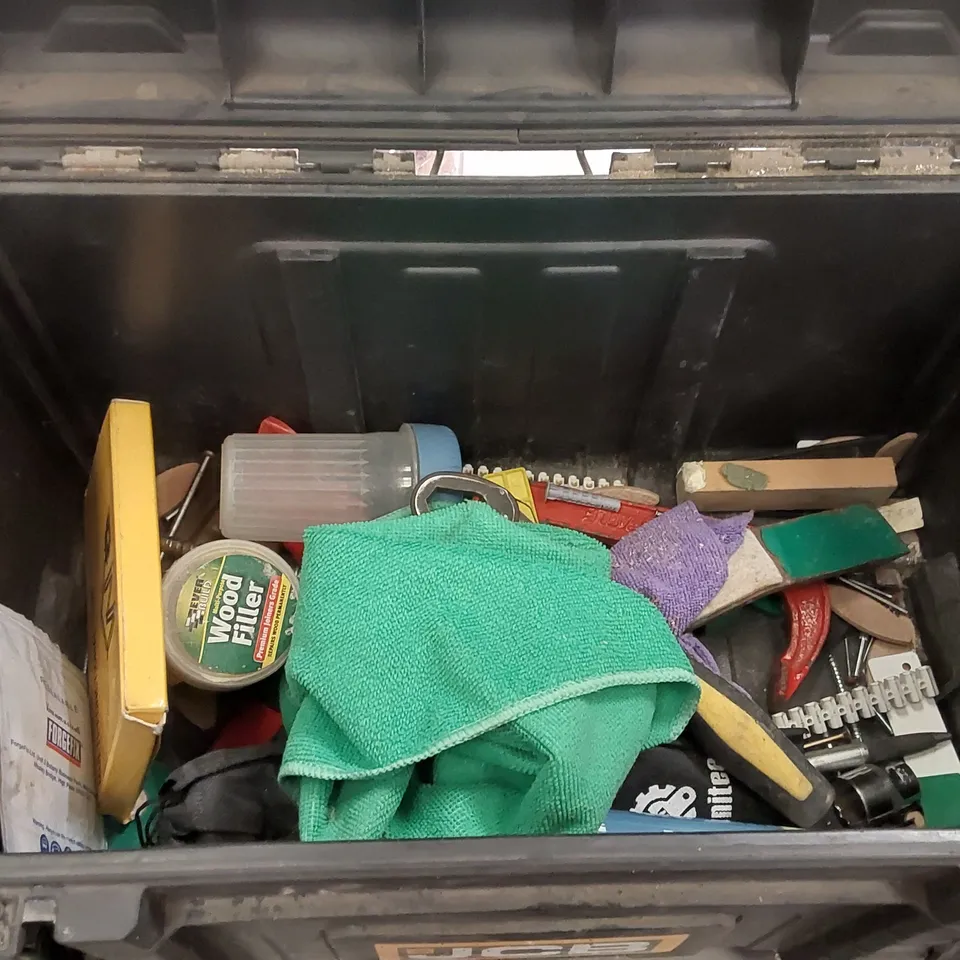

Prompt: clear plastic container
[{"left": 220, "top": 423, "right": 461, "bottom": 542}]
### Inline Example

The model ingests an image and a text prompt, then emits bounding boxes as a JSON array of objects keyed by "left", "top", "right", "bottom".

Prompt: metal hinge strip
[
  {"left": 609, "top": 143, "right": 960, "bottom": 179},
  {"left": 0, "top": 141, "right": 953, "bottom": 179},
  {"left": 43, "top": 146, "right": 415, "bottom": 176}
]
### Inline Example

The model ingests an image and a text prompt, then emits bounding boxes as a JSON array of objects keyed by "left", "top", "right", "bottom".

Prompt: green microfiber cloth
[{"left": 279, "top": 500, "right": 699, "bottom": 841}]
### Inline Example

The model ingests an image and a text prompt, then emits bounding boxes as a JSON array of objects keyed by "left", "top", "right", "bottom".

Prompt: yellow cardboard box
[{"left": 84, "top": 400, "right": 167, "bottom": 820}]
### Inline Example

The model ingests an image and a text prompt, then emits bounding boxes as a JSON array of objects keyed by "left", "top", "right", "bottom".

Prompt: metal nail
[
  {"left": 836, "top": 576, "right": 909, "bottom": 616},
  {"left": 839, "top": 575, "right": 895, "bottom": 599},
  {"left": 161, "top": 451, "right": 213, "bottom": 561},
  {"left": 159, "top": 536, "right": 192, "bottom": 559},
  {"left": 852, "top": 633, "right": 875, "bottom": 684},
  {"left": 828, "top": 653, "right": 862, "bottom": 741},
  {"left": 875, "top": 711, "right": 894, "bottom": 734}
]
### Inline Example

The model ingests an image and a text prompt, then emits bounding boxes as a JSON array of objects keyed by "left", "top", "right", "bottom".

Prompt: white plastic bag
[{"left": 0, "top": 604, "right": 103, "bottom": 852}]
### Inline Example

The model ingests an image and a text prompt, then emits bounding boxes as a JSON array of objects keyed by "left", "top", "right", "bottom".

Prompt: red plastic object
[
  {"left": 258, "top": 416, "right": 296, "bottom": 436},
  {"left": 529, "top": 482, "right": 662, "bottom": 543},
  {"left": 770, "top": 582, "right": 832, "bottom": 710},
  {"left": 212, "top": 703, "right": 283, "bottom": 750},
  {"left": 257, "top": 416, "right": 304, "bottom": 564}
]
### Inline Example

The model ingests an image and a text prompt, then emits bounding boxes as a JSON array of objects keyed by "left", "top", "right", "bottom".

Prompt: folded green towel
[{"left": 280, "top": 500, "right": 699, "bottom": 840}]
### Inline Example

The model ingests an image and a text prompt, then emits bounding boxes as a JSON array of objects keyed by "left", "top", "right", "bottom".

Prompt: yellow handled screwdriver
[{"left": 686, "top": 659, "right": 835, "bottom": 828}]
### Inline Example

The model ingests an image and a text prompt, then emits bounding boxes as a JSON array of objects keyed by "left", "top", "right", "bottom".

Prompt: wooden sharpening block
[{"left": 678, "top": 457, "right": 898, "bottom": 512}]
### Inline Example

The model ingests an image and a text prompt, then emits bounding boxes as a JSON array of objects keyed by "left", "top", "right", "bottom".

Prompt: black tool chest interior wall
[
  {"left": 7, "top": 185, "right": 960, "bottom": 960},
  {"left": 5, "top": 188, "right": 960, "bottom": 517},
  {"left": 8, "top": 2, "right": 960, "bottom": 960}
]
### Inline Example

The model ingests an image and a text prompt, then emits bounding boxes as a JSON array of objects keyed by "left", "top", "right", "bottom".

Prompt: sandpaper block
[
  {"left": 827, "top": 584, "right": 916, "bottom": 646},
  {"left": 678, "top": 457, "right": 898, "bottom": 512},
  {"left": 878, "top": 498, "right": 924, "bottom": 534},
  {"left": 693, "top": 505, "right": 907, "bottom": 625}
]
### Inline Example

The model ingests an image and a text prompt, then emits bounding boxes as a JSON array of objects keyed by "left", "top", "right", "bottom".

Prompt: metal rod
[
  {"left": 807, "top": 743, "right": 870, "bottom": 772},
  {"left": 853, "top": 633, "right": 875, "bottom": 683},
  {"left": 840, "top": 576, "right": 896, "bottom": 599},
  {"left": 803, "top": 732, "right": 848, "bottom": 750},
  {"left": 161, "top": 450, "right": 213, "bottom": 561},
  {"left": 876, "top": 711, "right": 894, "bottom": 734},
  {"left": 836, "top": 576, "right": 909, "bottom": 615}
]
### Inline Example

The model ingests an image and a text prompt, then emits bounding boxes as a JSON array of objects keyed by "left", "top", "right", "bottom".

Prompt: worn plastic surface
[
  {"left": 4, "top": 3, "right": 960, "bottom": 960},
  {"left": 6, "top": 1, "right": 960, "bottom": 130}
]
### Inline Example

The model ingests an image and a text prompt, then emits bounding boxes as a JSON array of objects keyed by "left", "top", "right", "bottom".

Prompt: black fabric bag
[{"left": 140, "top": 741, "right": 298, "bottom": 846}]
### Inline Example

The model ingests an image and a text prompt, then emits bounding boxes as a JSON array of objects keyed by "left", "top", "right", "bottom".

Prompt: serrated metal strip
[
  {"left": 772, "top": 667, "right": 939, "bottom": 735},
  {"left": 464, "top": 463, "right": 626, "bottom": 490}
]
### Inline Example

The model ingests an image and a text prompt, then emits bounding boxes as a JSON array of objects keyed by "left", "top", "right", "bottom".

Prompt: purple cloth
[{"left": 611, "top": 501, "right": 752, "bottom": 671}]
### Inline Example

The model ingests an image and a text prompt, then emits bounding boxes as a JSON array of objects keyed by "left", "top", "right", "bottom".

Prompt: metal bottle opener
[{"left": 411, "top": 472, "right": 523, "bottom": 522}]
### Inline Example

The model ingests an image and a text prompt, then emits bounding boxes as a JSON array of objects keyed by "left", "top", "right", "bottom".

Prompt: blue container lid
[{"left": 408, "top": 423, "right": 462, "bottom": 479}]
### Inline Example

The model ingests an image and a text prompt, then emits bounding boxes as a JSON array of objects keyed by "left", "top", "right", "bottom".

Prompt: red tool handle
[
  {"left": 770, "top": 582, "right": 832, "bottom": 710},
  {"left": 529, "top": 481, "right": 662, "bottom": 543}
]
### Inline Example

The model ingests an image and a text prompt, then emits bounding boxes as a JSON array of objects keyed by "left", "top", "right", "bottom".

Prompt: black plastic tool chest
[{"left": 7, "top": 2, "right": 960, "bottom": 959}]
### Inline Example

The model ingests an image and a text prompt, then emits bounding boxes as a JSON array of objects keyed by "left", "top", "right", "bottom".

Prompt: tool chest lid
[{"left": 8, "top": 1, "right": 960, "bottom": 143}]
